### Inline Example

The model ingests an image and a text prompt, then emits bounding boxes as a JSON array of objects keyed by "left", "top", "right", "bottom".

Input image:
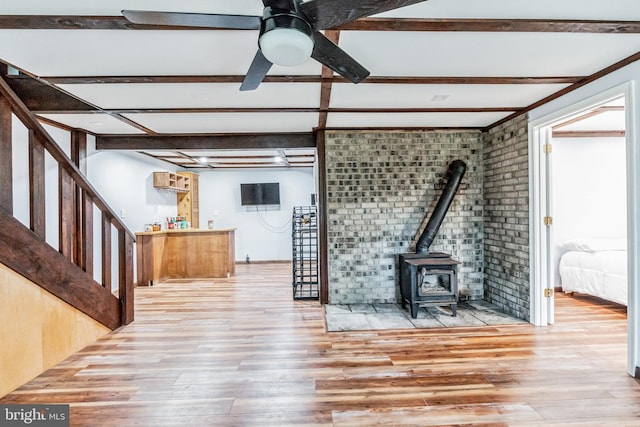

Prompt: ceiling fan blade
[
  {"left": 311, "top": 32, "right": 370, "bottom": 84},
  {"left": 300, "top": 0, "right": 429, "bottom": 30},
  {"left": 262, "top": 0, "right": 297, "bottom": 11},
  {"left": 122, "top": 10, "right": 261, "bottom": 30},
  {"left": 240, "top": 50, "right": 274, "bottom": 91}
]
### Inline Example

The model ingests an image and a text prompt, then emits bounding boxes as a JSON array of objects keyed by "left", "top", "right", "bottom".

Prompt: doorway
[
  {"left": 529, "top": 83, "right": 638, "bottom": 377},
  {"left": 550, "top": 96, "right": 628, "bottom": 320}
]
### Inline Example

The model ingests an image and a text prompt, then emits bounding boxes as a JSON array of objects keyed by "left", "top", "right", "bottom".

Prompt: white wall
[
  {"left": 552, "top": 136, "right": 627, "bottom": 285},
  {"left": 86, "top": 138, "right": 179, "bottom": 234},
  {"left": 11, "top": 115, "right": 30, "bottom": 229},
  {"left": 198, "top": 168, "right": 316, "bottom": 262},
  {"left": 86, "top": 139, "right": 179, "bottom": 287},
  {"left": 87, "top": 149, "right": 316, "bottom": 262},
  {"left": 11, "top": 120, "right": 69, "bottom": 251},
  {"left": 553, "top": 136, "right": 627, "bottom": 242},
  {"left": 86, "top": 144, "right": 317, "bottom": 264}
]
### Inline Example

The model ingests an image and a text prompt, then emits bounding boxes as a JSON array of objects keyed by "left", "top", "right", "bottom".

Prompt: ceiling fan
[{"left": 122, "top": 0, "right": 429, "bottom": 91}]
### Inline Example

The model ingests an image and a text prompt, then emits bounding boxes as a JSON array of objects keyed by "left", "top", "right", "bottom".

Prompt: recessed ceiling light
[
  {"left": 274, "top": 156, "right": 284, "bottom": 163},
  {"left": 431, "top": 94, "right": 450, "bottom": 102},
  {"left": 198, "top": 157, "right": 208, "bottom": 163}
]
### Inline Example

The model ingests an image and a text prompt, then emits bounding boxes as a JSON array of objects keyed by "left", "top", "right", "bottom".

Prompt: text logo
[{"left": 0, "top": 405, "right": 69, "bottom": 427}]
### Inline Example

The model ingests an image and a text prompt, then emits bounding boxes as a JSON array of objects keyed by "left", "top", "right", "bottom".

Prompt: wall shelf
[
  {"left": 153, "top": 172, "right": 190, "bottom": 193},
  {"left": 177, "top": 172, "right": 199, "bottom": 229}
]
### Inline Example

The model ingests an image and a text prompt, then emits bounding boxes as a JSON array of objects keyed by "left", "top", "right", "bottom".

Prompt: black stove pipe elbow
[{"left": 416, "top": 159, "right": 467, "bottom": 254}]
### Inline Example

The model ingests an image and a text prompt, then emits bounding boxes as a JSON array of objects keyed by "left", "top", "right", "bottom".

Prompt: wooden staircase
[{"left": 0, "top": 72, "right": 134, "bottom": 330}]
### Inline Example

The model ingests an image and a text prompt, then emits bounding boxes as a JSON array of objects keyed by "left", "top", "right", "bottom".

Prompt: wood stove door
[{"left": 417, "top": 268, "right": 456, "bottom": 297}]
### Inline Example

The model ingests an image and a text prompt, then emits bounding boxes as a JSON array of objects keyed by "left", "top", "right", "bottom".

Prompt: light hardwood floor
[{"left": 2, "top": 263, "right": 640, "bottom": 426}]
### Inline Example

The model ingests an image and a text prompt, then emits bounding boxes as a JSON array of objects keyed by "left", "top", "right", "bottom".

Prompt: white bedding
[{"left": 558, "top": 238, "right": 628, "bottom": 306}]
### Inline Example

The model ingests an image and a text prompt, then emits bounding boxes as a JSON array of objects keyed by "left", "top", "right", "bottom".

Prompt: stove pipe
[{"left": 416, "top": 159, "right": 467, "bottom": 254}]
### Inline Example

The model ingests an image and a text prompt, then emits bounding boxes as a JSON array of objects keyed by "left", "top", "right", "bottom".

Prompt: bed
[{"left": 558, "top": 238, "right": 628, "bottom": 306}]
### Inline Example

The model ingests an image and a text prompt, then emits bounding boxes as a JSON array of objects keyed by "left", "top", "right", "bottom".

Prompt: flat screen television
[{"left": 240, "top": 182, "right": 280, "bottom": 206}]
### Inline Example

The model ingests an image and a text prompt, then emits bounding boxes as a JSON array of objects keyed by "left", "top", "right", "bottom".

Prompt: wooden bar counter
[{"left": 135, "top": 228, "right": 236, "bottom": 286}]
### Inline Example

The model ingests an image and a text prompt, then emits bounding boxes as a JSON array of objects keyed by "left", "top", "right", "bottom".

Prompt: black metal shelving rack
[{"left": 292, "top": 206, "right": 319, "bottom": 300}]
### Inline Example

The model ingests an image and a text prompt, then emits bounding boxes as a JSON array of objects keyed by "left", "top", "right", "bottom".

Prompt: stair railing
[{"left": 0, "top": 74, "right": 134, "bottom": 329}]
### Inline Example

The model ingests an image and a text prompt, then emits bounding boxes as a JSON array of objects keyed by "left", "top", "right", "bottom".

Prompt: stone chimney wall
[
  {"left": 324, "top": 130, "right": 484, "bottom": 305},
  {"left": 482, "top": 114, "right": 530, "bottom": 320}
]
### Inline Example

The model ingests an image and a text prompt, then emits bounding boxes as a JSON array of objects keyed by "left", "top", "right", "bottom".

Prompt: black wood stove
[
  {"left": 398, "top": 160, "right": 466, "bottom": 319},
  {"left": 399, "top": 252, "right": 461, "bottom": 318}
]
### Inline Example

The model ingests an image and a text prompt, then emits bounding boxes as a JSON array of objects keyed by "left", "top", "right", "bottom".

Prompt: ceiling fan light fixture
[
  {"left": 259, "top": 12, "right": 314, "bottom": 67},
  {"left": 259, "top": 28, "right": 313, "bottom": 66}
]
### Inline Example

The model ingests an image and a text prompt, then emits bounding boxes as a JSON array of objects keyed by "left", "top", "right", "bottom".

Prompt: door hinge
[
  {"left": 544, "top": 216, "right": 553, "bottom": 226},
  {"left": 544, "top": 143, "right": 552, "bottom": 154},
  {"left": 544, "top": 288, "right": 554, "bottom": 298}
]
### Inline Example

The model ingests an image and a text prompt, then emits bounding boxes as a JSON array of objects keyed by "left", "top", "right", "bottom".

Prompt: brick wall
[
  {"left": 482, "top": 114, "right": 530, "bottom": 320},
  {"left": 325, "top": 131, "right": 484, "bottom": 304}
]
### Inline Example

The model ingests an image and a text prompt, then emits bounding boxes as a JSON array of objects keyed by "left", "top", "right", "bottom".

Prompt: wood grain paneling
[
  {"left": 1, "top": 264, "right": 638, "bottom": 425},
  {"left": 0, "top": 263, "right": 109, "bottom": 397},
  {"left": 135, "top": 229, "right": 236, "bottom": 285}
]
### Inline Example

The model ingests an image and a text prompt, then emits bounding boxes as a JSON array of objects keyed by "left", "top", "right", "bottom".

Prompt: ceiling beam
[
  {"left": 1, "top": 16, "right": 640, "bottom": 33},
  {"left": 151, "top": 154, "right": 315, "bottom": 160},
  {"left": 318, "top": 30, "right": 340, "bottom": 130},
  {"left": 3, "top": 74, "right": 157, "bottom": 134},
  {"left": 5, "top": 75, "right": 95, "bottom": 112},
  {"left": 42, "top": 75, "right": 584, "bottom": 85},
  {"left": 341, "top": 18, "right": 640, "bottom": 33},
  {"left": 0, "top": 16, "right": 134, "bottom": 30},
  {"left": 552, "top": 130, "right": 626, "bottom": 138},
  {"left": 37, "top": 107, "right": 520, "bottom": 114},
  {"left": 96, "top": 133, "right": 316, "bottom": 150}
]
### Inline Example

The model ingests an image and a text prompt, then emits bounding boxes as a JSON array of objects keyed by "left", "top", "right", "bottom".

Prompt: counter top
[
  {"left": 135, "top": 228, "right": 236, "bottom": 236},
  {"left": 136, "top": 227, "right": 236, "bottom": 284}
]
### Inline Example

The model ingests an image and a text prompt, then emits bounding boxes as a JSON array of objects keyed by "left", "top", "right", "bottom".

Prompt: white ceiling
[
  {"left": 553, "top": 98, "right": 626, "bottom": 132},
  {"left": 0, "top": 0, "right": 637, "bottom": 168}
]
